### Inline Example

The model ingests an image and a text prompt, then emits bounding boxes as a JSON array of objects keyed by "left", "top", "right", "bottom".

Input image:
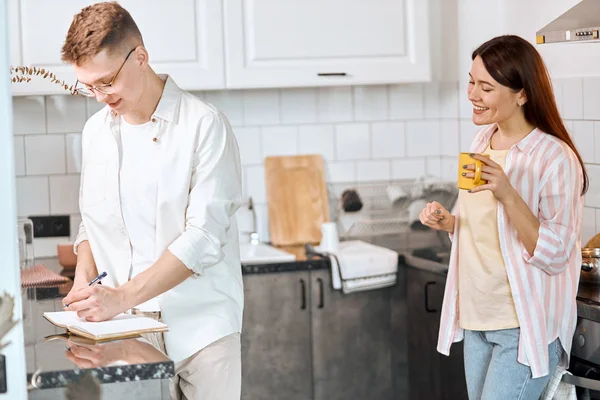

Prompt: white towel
[
  {"left": 321, "top": 241, "right": 398, "bottom": 294},
  {"left": 540, "top": 367, "right": 577, "bottom": 400}
]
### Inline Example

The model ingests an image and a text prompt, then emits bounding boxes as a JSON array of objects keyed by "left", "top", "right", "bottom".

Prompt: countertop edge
[{"left": 27, "top": 360, "right": 175, "bottom": 390}]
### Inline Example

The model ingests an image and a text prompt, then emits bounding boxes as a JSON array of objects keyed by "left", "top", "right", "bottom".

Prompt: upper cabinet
[
  {"left": 10, "top": 0, "right": 225, "bottom": 95},
  {"left": 223, "top": 0, "right": 431, "bottom": 89},
  {"left": 10, "top": 0, "right": 431, "bottom": 95}
]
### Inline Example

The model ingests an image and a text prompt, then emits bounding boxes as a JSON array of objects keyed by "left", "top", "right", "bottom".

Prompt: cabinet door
[
  {"left": 406, "top": 267, "right": 444, "bottom": 399},
  {"left": 310, "top": 269, "right": 393, "bottom": 400},
  {"left": 223, "top": 0, "right": 431, "bottom": 89},
  {"left": 406, "top": 267, "right": 468, "bottom": 400},
  {"left": 241, "top": 272, "right": 312, "bottom": 400},
  {"left": 390, "top": 265, "right": 409, "bottom": 398},
  {"left": 12, "top": 0, "right": 224, "bottom": 96}
]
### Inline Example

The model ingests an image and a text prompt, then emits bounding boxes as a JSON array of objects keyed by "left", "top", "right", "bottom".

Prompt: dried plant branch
[
  {"left": 0, "top": 292, "right": 19, "bottom": 352},
  {"left": 10, "top": 65, "right": 79, "bottom": 96}
]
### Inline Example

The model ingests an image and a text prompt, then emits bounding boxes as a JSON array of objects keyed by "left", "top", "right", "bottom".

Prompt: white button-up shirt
[{"left": 74, "top": 76, "right": 244, "bottom": 363}]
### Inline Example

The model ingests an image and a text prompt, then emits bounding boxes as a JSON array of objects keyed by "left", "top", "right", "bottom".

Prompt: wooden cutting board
[{"left": 265, "top": 155, "right": 330, "bottom": 246}]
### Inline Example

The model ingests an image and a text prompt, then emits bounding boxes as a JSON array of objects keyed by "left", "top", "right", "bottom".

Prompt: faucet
[{"left": 246, "top": 197, "right": 260, "bottom": 246}]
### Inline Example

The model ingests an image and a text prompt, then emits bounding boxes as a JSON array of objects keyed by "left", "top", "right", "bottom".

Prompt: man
[{"left": 60, "top": 2, "right": 244, "bottom": 399}]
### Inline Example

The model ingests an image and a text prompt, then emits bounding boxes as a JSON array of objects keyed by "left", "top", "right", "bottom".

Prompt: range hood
[{"left": 536, "top": 0, "right": 600, "bottom": 44}]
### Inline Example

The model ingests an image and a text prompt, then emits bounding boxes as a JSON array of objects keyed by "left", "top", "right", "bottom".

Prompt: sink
[{"left": 239, "top": 243, "right": 296, "bottom": 264}]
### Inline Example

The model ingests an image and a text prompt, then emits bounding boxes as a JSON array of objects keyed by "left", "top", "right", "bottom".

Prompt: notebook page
[
  {"left": 43, "top": 311, "right": 86, "bottom": 328},
  {"left": 75, "top": 314, "right": 167, "bottom": 337}
]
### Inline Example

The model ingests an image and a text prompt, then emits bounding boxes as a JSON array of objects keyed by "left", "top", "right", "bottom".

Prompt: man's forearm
[
  {"left": 75, "top": 241, "right": 99, "bottom": 282},
  {"left": 118, "top": 250, "right": 193, "bottom": 310}
]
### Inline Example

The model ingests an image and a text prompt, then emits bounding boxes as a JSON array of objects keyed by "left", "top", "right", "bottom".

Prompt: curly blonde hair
[{"left": 61, "top": 1, "right": 143, "bottom": 65}]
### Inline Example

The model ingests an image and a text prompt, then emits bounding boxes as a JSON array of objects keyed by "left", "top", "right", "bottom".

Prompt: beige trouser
[{"left": 133, "top": 309, "right": 242, "bottom": 400}]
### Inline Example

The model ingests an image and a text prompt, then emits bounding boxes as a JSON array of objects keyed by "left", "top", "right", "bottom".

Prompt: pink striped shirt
[{"left": 437, "top": 124, "right": 584, "bottom": 378}]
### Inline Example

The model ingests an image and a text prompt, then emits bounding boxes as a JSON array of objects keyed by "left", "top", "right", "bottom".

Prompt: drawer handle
[
  {"left": 317, "top": 72, "right": 347, "bottom": 77},
  {"left": 425, "top": 281, "right": 437, "bottom": 313},
  {"left": 300, "top": 279, "right": 307, "bottom": 310},
  {"left": 317, "top": 278, "right": 324, "bottom": 308}
]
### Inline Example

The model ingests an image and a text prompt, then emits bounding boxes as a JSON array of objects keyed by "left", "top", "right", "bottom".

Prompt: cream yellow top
[{"left": 457, "top": 145, "right": 519, "bottom": 330}]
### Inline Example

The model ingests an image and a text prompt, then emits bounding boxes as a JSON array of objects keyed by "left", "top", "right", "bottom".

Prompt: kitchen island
[{"left": 23, "top": 253, "right": 330, "bottom": 399}]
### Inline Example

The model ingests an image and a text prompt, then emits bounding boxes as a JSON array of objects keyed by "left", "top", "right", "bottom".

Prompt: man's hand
[
  {"left": 62, "top": 285, "right": 129, "bottom": 322},
  {"left": 65, "top": 338, "right": 168, "bottom": 368}
]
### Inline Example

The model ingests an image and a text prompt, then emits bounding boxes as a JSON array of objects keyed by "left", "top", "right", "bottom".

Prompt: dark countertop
[
  {"left": 22, "top": 274, "right": 174, "bottom": 390},
  {"left": 23, "top": 254, "right": 329, "bottom": 390}
]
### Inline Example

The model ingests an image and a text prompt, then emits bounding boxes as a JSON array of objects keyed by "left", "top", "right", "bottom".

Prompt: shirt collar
[
  {"left": 479, "top": 123, "right": 545, "bottom": 155},
  {"left": 107, "top": 74, "right": 181, "bottom": 123}
]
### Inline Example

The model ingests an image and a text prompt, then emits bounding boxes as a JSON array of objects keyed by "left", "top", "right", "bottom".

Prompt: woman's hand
[
  {"left": 420, "top": 201, "right": 455, "bottom": 234},
  {"left": 463, "top": 154, "right": 518, "bottom": 204}
]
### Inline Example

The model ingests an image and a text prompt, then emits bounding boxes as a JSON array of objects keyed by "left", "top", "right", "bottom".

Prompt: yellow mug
[{"left": 458, "top": 152, "right": 490, "bottom": 190}]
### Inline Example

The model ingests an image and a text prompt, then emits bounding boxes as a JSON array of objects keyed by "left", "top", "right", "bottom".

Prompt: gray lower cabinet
[
  {"left": 241, "top": 268, "right": 405, "bottom": 400},
  {"left": 310, "top": 269, "right": 393, "bottom": 400},
  {"left": 406, "top": 266, "right": 468, "bottom": 400},
  {"left": 241, "top": 271, "right": 313, "bottom": 400}
]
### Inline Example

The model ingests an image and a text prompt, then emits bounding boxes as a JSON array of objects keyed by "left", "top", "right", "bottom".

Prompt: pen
[{"left": 64, "top": 271, "right": 108, "bottom": 308}]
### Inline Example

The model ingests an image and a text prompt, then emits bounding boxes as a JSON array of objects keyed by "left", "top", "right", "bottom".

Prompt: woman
[{"left": 420, "top": 35, "right": 587, "bottom": 400}]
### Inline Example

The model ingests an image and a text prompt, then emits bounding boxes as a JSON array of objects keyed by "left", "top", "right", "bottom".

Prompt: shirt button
[
  {"left": 152, "top": 137, "right": 158, "bottom": 142},
  {"left": 151, "top": 117, "right": 156, "bottom": 123}
]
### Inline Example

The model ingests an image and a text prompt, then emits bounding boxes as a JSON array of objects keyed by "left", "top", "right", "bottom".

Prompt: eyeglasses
[{"left": 74, "top": 48, "right": 136, "bottom": 97}]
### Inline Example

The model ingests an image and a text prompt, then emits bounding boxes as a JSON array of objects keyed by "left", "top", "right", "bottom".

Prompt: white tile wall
[{"left": 12, "top": 78, "right": 600, "bottom": 247}]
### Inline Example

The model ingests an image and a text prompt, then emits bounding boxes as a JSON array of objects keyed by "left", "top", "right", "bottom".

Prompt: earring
[{"left": 517, "top": 102, "right": 523, "bottom": 107}]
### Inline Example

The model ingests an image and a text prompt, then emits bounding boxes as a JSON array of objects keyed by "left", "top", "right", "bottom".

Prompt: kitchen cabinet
[
  {"left": 310, "top": 269, "right": 393, "bottom": 400},
  {"left": 241, "top": 265, "right": 407, "bottom": 400},
  {"left": 223, "top": 0, "right": 432, "bottom": 89},
  {"left": 10, "top": 0, "right": 225, "bottom": 95},
  {"left": 406, "top": 266, "right": 468, "bottom": 400},
  {"left": 10, "top": 0, "right": 431, "bottom": 95},
  {"left": 241, "top": 271, "right": 312, "bottom": 400}
]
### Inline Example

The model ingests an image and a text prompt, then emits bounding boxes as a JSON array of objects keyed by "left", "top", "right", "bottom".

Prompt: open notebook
[{"left": 43, "top": 311, "right": 168, "bottom": 341}]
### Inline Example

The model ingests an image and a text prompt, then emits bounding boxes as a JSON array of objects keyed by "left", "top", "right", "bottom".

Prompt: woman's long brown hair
[{"left": 472, "top": 35, "right": 589, "bottom": 194}]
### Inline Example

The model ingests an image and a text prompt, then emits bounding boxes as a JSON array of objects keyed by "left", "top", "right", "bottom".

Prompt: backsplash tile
[
  {"left": 391, "top": 158, "right": 427, "bottom": 180},
  {"left": 371, "top": 122, "right": 405, "bottom": 159},
  {"left": 406, "top": 121, "right": 440, "bottom": 157},
  {"left": 389, "top": 83, "right": 423, "bottom": 120},
  {"left": 65, "top": 133, "right": 82, "bottom": 173},
  {"left": 561, "top": 78, "right": 583, "bottom": 120},
  {"left": 298, "top": 124, "right": 335, "bottom": 161},
  {"left": 204, "top": 90, "right": 244, "bottom": 126},
  {"left": 335, "top": 123, "right": 370, "bottom": 161},
  {"left": 356, "top": 160, "right": 391, "bottom": 182},
  {"left": 571, "top": 121, "right": 595, "bottom": 164},
  {"left": 243, "top": 89, "right": 280, "bottom": 126},
  {"left": 326, "top": 161, "right": 356, "bottom": 183},
  {"left": 16, "top": 176, "right": 50, "bottom": 216},
  {"left": 13, "top": 135, "right": 25, "bottom": 176},
  {"left": 25, "top": 135, "right": 66, "bottom": 175},
  {"left": 12, "top": 78, "right": 600, "bottom": 247},
  {"left": 317, "top": 87, "right": 353, "bottom": 123},
  {"left": 280, "top": 88, "right": 317, "bottom": 124},
  {"left": 583, "top": 78, "right": 600, "bottom": 120},
  {"left": 234, "top": 127, "right": 262, "bottom": 165},
  {"left": 46, "top": 96, "right": 87, "bottom": 133},
  {"left": 12, "top": 96, "right": 46, "bottom": 134},
  {"left": 353, "top": 86, "right": 388, "bottom": 121},
  {"left": 262, "top": 126, "right": 298, "bottom": 157},
  {"left": 49, "top": 175, "right": 80, "bottom": 215}
]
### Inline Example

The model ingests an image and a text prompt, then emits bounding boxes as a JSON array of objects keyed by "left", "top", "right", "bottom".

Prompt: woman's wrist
[{"left": 441, "top": 215, "right": 455, "bottom": 234}]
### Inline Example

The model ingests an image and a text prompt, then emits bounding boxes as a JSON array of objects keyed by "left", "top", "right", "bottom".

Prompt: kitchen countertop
[{"left": 23, "top": 252, "right": 329, "bottom": 390}]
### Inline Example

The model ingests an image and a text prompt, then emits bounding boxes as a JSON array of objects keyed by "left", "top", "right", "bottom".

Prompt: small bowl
[{"left": 57, "top": 243, "right": 77, "bottom": 270}]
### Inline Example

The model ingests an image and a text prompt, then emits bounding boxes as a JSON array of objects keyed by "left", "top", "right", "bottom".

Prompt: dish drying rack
[{"left": 329, "top": 176, "right": 458, "bottom": 239}]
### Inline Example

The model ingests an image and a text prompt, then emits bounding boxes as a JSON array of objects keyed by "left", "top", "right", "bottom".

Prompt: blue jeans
[{"left": 463, "top": 328, "right": 561, "bottom": 400}]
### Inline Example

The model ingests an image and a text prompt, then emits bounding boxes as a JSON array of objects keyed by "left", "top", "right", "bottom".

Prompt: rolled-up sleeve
[
  {"left": 168, "top": 112, "right": 243, "bottom": 275},
  {"left": 522, "top": 154, "right": 583, "bottom": 275},
  {"left": 73, "top": 220, "right": 88, "bottom": 255}
]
